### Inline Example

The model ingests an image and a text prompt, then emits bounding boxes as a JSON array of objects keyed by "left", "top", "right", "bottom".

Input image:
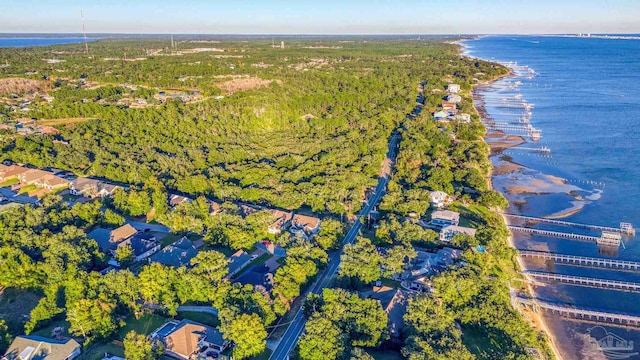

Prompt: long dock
[
  {"left": 516, "top": 297, "right": 640, "bottom": 327},
  {"left": 504, "top": 213, "right": 635, "bottom": 236},
  {"left": 519, "top": 250, "right": 640, "bottom": 271},
  {"left": 526, "top": 271, "right": 640, "bottom": 293},
  {"left": 509, "top": 226, "right": 601, "bottom": 242}
]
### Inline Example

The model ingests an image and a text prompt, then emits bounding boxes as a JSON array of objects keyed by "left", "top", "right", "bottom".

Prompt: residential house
[
  {"left": 439, "top": 225, "right": 477, "bottom": 242},
  {"left": 455, "top": 113, "right": 472, "bottom": 122},
  {"left": 437, "top": 247, "right": 463, "bottom": 266},
  {"left": 2, "top": 335, "right": 81, "bottom": 360},
  {"left": 290, "top": 214, "right": 321, "bottom": 240},
  {"left": 227, "top": 249, "right": 251, "bottom": 277},
  {"left": 150, "top": 237, "right": 198, "bottom": 268},
  {"left": 433, "top": 111, "right": 449, "bottom": 121},
  {"left": 169, "top": 194, "right": 192, "bottom": 207},
  {"left": 430, "top": 210, "right": 460, "bottom": 227},
  {"left": 33, "top": 174, "right": 69, "bottom": 190},
  {"left": 267, "top": 209, "right": 293, "bottom": 234},
  {"left": 69, "top": 178, "right": 121, "bottom": 198},
  {"left": 364, "top": 286, "right": 409, "bottom": 339},
  {"left": 150, "top": 319, "right": 229, "bottom": 360},
  {"left": 0, "top": 165, "right": 30, "bottom": 183},
  {"left": 447, "top": 84, "right": 461, "bottom": 93},
  {"left": 209, "top": 200, "right": 222, "bottom": 215},
  {"left": 109, "top": 233, "right": 161, "bottom": 267},
  {"left": 441, "top": 101, "right": 457, "bottom": 112},
  {"left": 69, "top": 178, "right": 101, "bottom": 196},
  {"left": 88, "top": 224, "right": 139, "bottom": 255},
  {"left": 445, "top": 94, "right": 462, "bottom": 103},
  {"left": 18, "top": 169, "right": 54, "bottom": 185},
  {"left": 256, "top": 241, "right": 286, "bottom": 257},
  {"left": 429, "top": 191, "right": 452, "bottom": 208}
]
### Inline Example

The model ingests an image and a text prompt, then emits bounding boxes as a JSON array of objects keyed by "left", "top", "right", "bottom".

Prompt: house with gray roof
[
  {"left": 150, "top": 237, "right": 198, "bottom": 268},
  {"left": 227, "top": 249, "right": 251, "bottom": 277},
  {"left": 363, "top": 286, "right": 409, "bottom": 340},
  {"left": 2, "top": 335, "right": 81, "bottom": 360}
]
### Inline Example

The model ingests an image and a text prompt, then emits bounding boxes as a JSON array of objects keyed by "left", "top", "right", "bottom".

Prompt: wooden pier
[
  {"left": 503, "top": 213, "right": 635, "bottom": 236},
  {"left": 516, "top": 297, "right": 640, "bottom": 328},
  {"left": 508, "top": 226, "right": 602, "bottom": 242},
  {"left": 511, "top": 146, "right": 551, "bottom": 154},
  {"left": 526, "top": 271, "right": 640, "bottom": 293},
  {"left": 519, "top": 250, "right": 640, "bottom": 271}
]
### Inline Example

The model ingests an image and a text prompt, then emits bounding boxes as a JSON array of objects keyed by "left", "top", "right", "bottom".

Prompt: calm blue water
[
  {"left": 0, "top": 37, "right": 93, "bottom": 48},
  {"left": 466, "top": 36, "right": 640, "bottom": 358}
]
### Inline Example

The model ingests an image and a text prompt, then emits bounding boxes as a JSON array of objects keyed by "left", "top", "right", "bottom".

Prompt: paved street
[{"left": 269, "top": 132, "right": 401, "bottom": 360}]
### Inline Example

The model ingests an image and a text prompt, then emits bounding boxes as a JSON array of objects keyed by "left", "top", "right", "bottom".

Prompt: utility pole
[{"left": 81, "top": 10, "right": 89, "bottom": 55}]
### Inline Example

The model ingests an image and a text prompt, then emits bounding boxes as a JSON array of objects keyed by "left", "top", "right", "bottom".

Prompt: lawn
[
  {"left": 17, "top": 184, "right": 37, "bottom": 194},
  {"left": 0, "top": 288, "right": 42, "bottom": 334},
  {"left": 177, "top": 311, "right": 220, "bottom": 327},
  {"left": 115, "top": 313, "right": 168, "bottom": 340},
  {"left": 234, "top": 253, "right": 271, "bottom": 278},
  {"left": 159, "top": 232, "right": 184, "bottom": 247},
  {"left": 200, "top": 245, "right": 235, "bottom": 257},
  {"left": 380, "top": 278, "right": 402, "bottom": 288},
  {"left": 0, "top": 178, "right": 19, "bottom": 187},
  {"left": 31, "top": 319, "right": 72, "bottom": 338},
  {"left": 78, "top": 341, "right": 124, "bottom": 360}
]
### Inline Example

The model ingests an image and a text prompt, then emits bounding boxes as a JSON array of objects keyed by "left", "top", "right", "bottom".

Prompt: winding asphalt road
[{"left": 269, "top": 132, "right": 401, "bottom": 360}]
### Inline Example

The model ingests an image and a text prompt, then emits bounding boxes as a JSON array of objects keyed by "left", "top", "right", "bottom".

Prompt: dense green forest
[
  {"left": 0, "top": 38, "right": 503, "bottom": 215},
  {"left": 0, "top": 38, "right": 551, "bottom": 359}
]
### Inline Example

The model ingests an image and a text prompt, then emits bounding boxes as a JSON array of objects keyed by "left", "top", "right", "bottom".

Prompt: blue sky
[{"left": 2, "top": 0, "right": 639, "bottom": 34}]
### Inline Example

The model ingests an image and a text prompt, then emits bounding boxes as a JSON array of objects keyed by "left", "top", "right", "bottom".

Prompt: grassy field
[
  {"left": 38, "top": 117, "right": 94, "bottom": 126},
  {"left": 177, "top": 311, "right": 220, "bottom": 327},
  {"left": 31, "top": 319, "right": 72, "bottom": 338},
  {"left": 115, "top": 313, "right": 167, "bottom": 340},
  {"left": 159, "top": 232, "right": 184, "bottom": 247},
  {"left": 17, "top": 184, "right": 37, "bottom": 195},
  {"left": 0, "top": 288, "right": 41, "bottom": 334},
  {"left": 78, "top": 342, "right": 124, "bottom": 360}
]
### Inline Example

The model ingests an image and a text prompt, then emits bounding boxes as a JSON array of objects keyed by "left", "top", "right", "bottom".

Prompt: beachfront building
[
  {"left": 445, "top": 94, "right": 462, "bottom": 103},
  {"left": 439, "top": 225, "right": 477, "bottom": 242},
  {"left": 430, "top": 210, "right": 460, "bottom": 228},
  {"left": 433, "top": 111, "right": 449, "bottom": 121},
  {"left": 429, "top": 191, "right": 452, "bottom": 208},
  {"left": 447, "top": 84, "right": 461, "bottom": 93}
]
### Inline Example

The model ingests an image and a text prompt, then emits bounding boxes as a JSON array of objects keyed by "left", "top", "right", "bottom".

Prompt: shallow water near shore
[{"left": 465, "top": 36, "right": 640, "bottom": 359}]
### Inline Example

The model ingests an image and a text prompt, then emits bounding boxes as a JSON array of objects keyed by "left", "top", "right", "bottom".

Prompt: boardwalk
[
  {"left": 516, "top": 297, "right": 640, "bottom": 327},
  {"left": 504, "top": 213, "right": 635, "bottom": 236},
  {"left": 519, "top": 250, "right": 640, "bottom": 271},
  {"left": 526, "top": 271, "right": 640, "bottom": 293},
  {"left": 509, "top": 226, "right": 602, "bottom": 242}
]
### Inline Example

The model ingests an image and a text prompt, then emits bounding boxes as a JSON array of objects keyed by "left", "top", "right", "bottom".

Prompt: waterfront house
[
  {"left": 267, "top": 209, "right": 293, "bottom": 234},
  {"left": 429, "top": 191, "right": 452, "bottom": 208},
  {"left": 430, "top": 210, "right": 460, "bottom": 227},
  {"left": 290, "top": 214, "right": 321, "bottom": 240},
  {"left": 445, "top": 94, "right": 462, "bottom": 103},
  {"left": 455, "top": 113, "right": 472, "bottom": 122},
  {"left": 439, "top": 225, "right": 477, "bottom": 242},
  {"left": 2, "top": 335, "right": 81, "bottom": 360},
  {"left": 150, "top": 319, "right": 229, "bottom": 360},
  {"left": 150, "top": 237, "right": 198, "bottom": 268},
  {"left": 447, "top": 84, "right": 461, "bottom": 93},
  {"left": 227, "top": 249, "right": 252, "bottom": 277},
  {"left": 441, "top": 101, "right": 457, "bottom": 112},
  {"left": 433, "top": 111, "right": 449, "bottom": 121}
]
